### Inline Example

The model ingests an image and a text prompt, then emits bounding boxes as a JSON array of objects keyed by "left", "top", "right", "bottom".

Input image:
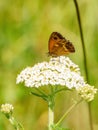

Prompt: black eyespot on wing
[
  {"left": 53, "top": 37, "right": 58, "bottom": 40},
  {"left": 57, "top": 33, "right": 64, "bottom": 39},
  {"left": 53, "top": 32, "right": 64, "bottom": 39}
]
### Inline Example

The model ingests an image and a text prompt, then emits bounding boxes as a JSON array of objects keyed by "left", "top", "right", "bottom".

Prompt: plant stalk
[
  {"left": 73, "top": 1, "right": 93, "bottom": 130},
  {"left": 48, "top": 100, "right": 54, "bottom": 130},
  {"left": 55, "top": 100, "right": 81, "bottom": 127}
]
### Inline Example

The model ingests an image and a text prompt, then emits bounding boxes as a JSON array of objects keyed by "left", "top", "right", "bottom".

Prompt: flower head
[
  {"left": 16, "top": 56, "right": 84, "bottom": 89},
  {"left": 16, "top": 56, "right": 97, "bottom": 101},
  {"left": 77, "top": 84, "right": 97, "bottom": 102},
  {"left": 1, "top": 103, "right": 14, "bottom": 118}
]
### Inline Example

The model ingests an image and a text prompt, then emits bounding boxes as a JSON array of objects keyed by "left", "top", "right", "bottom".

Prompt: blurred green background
[{"left": 0, "top": 0, "right": 98, "bottom": 130}]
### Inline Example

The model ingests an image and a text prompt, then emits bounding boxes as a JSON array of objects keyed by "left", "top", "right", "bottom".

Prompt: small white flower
[{"left": 1, "top": 103, "right": 14, "bottom": 114}]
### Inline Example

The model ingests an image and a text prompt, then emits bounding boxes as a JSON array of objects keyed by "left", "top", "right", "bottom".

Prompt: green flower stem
[
  {"left": 55, "top": 99, "right": 82, "bottom": 127},
  {"left": 48, "top": 104, "right": 54, "bottom": 130},
  {"left": 48, "top": 97, "right": 54, "bottom": 130},
  {"left": 8, "top": 116, "right": 24, "bottom": 130}
]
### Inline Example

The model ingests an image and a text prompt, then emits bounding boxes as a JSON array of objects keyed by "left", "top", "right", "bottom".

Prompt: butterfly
[{"left": 48, "top": 32, "right": 75, "bottom": 57}]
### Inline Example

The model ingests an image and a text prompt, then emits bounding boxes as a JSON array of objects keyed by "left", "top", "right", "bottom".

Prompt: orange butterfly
[{"left": 48, "top": 32, "right": 75, "bottom": 57}]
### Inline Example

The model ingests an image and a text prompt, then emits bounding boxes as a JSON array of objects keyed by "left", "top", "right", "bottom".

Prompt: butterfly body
[{"left": 48, "top": 32, "right": 75, "bottom": 57}]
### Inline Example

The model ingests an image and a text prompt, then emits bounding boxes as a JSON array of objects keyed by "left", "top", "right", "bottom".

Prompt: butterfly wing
[
  {"left": 48, "top": 32, "right": 75, "bottom": 57},
  {"left": 64, "top": 40, "right": 75, "bottom": 53}
]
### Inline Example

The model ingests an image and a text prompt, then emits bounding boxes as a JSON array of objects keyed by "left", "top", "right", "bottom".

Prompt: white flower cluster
[
  {"left": 77, "top": 84, "right": 97, "bottom": 102},
  {"left": 16, "top": 56, "right": 84, "bottom": 89},
  {"left": 16, "top": 56, "right": 97, "bottom": 101},
  {"left": 1, "top": 103, "right": 14, "bottom": 114}
]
